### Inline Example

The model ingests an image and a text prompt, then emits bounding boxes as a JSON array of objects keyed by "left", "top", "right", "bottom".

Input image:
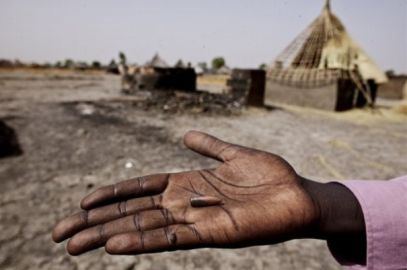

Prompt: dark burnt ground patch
[{"left": 0, "top": 101, "right": 179, "bottom": 194}]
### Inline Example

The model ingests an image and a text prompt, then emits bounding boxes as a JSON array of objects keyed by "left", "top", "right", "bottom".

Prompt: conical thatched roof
[
  {"left": 145, "top": 53, "right": 169, "bottom": 68},
  {"left": 268, "top": 0, "right": 387, "bottom": 86}
]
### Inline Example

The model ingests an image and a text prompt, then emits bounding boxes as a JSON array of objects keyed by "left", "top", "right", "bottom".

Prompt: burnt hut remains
[
  {"left": 120, "top": 54, "right": 196, "bottom": 94},
  {"left": 0, "top": 120, "right": 23, "bottom": 158},
  {"left": 136, "top": 67, "right": 196, "bottom": 92}
]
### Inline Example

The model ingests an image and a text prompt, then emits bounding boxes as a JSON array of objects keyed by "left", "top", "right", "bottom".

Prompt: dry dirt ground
[{"left": 0, "top": 69, "right": 406, "bottom": 270}]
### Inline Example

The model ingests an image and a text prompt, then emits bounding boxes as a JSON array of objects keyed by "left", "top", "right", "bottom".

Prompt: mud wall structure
[
  {"left": 377, "top": 75, "right": 407, "bottom": 100},
  {"left": 227, "top": 69, "right": 266, "bottom": 107},
  {"left": 265, "top": 79, "right": 374, "bottom": 111}
]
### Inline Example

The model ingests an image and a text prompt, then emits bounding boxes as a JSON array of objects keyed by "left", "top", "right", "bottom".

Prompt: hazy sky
[{"left": 1, "top": 0, "right": 406, "bottom": 72}]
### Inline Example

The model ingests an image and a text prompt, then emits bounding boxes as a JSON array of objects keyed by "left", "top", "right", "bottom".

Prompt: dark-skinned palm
[{"left": 52, "top": 131, "right": 320, "bottom": 255}]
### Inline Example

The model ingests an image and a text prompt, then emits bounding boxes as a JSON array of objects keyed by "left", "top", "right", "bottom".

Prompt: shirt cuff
[{"left": 330, "top": 176, "right": 407, "bottom": 270}]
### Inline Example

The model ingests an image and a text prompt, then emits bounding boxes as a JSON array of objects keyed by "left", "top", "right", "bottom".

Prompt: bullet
[{"left": 190, "top": 196, "right": 223, "bottom": 207}]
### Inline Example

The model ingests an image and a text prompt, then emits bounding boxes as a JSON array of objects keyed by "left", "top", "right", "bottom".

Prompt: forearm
[{"left": 300, "top": 178, "right": 366, "bottom": 265}]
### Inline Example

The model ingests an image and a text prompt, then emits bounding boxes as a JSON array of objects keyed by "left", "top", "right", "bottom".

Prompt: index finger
[{"left": 81, "top": 174, "right": 170, "bottom": 210}]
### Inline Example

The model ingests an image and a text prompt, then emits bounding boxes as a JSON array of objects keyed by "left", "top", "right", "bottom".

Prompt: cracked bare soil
[{"left": 1, "top": 70, "right": 406, "bottom": 270}]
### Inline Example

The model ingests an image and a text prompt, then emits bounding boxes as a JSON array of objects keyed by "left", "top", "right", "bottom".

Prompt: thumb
[{"left": 183, "top": 130, "right": 237, "bottom": 162}]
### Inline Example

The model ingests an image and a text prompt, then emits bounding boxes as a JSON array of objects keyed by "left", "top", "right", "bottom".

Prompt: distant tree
[
  {"left": 55, "top": 61, "right": 62, "bottom": 68},
  {"left": 91, "top": 61, "right": 102, "bottom": 69},
  {"left": 259, "top": 63, "right": 268, "bottom": 70},
  {"left": 119, "top": 51, "right": 127, "bottom": 65},
  {"left": 64, "top": 59, "right": 74, "bottom": 68},
  {"left": 211, "top": 57, "right": 225, "bottom": 70},
  {"left": 0, "top": 59, "right": 14, "bottom": 68},
  {"left": 197, "top": 62, "right": 208, "bottom": 72}
]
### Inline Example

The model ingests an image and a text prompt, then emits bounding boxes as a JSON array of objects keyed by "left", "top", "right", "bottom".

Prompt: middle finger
[
  {"left": 53, "top": 195, "right": 163, "bottom": 243},
  {"left": 66, "top": 208, "right": 178, "bottom": 255}
]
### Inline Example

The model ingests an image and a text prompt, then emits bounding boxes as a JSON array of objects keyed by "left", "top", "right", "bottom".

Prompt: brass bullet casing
[{"left": 190, "top": 196, "right": 223, "bottom": 207}]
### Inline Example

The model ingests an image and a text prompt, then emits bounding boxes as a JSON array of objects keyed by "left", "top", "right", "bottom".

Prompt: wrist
[{"left": 300, "top": 177, "right": 366, "bottom": 265}]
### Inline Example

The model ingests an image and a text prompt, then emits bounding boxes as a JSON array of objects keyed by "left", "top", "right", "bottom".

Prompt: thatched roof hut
[
  {"left": 266, "top": 0, "right": 388, "bottom": 111},
  {"left": 145, "top": 53, "right": 169, "bottom": 68}
]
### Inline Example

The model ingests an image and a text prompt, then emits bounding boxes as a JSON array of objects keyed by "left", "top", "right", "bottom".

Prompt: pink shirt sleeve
[{"left": 331, "top": 176, "right": 407, "bottom": 270}]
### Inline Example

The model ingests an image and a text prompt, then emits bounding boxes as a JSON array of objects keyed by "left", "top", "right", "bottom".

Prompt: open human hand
[{"left": 52, "top": 131, "right": 320, "bottom": 255}]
